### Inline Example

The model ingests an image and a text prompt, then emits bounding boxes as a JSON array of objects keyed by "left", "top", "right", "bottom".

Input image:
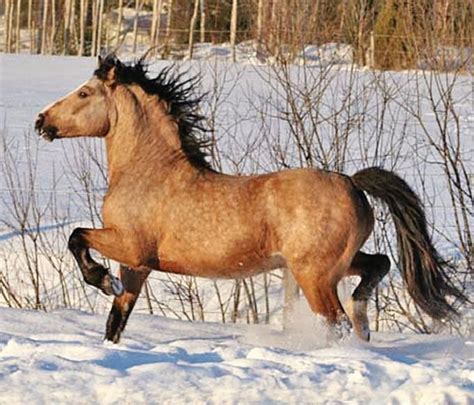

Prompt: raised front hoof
[{"left": 101, "top": 272, "right": 124, "bottom": 297}]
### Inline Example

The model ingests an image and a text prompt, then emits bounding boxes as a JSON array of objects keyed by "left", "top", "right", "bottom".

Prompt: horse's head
[{"left": 35, "top": 56, "right": 120, "bottom": 141}]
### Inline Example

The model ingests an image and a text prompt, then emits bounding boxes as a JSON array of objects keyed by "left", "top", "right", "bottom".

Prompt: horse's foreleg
[
  {"left": 68, "top": 227, "right": 142, "bottom": 296},
  {"left": 346, "top": 251, "right": 390, "bottom": 341},
  {"left": 105, "top": 265, "right": 151, "bottom": 343}
]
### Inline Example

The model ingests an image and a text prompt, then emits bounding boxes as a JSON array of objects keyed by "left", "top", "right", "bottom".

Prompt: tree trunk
[
  {"left": 151, "top": 0, "right": 159, "bottom": 44},
  {"left": 200, "top": 0, "right": 206, "bottom": 43},
  {"left": 27, "top": 0, "right": 33, "bottom": 53},
  {"left": 50, "top": 0, "right": 56, "bottom": 54},
  {"left": 155, "top": 0, "right": 164, "bottom": 47},
  {"left": 63, "top": 0, "right": 72, "bottom": 54},
  {"left": 71, "top": 0, "right": 78, "bottom": 51},
  {"left": 164, "top": 0, "right": 174, "bottom": 57},
  {"left": 132, "top": 0, "right": 141, "bottom": 54},
  {"left": 40, "top": 0, "right": 49, "bottom": 54},
  {"left": 8, "top": 0, "right": 15, "bottom": 52},
  {"left": 35, "top": 0, "right": 42, "bottom": 53},
  {"left": 256, "top": 0, "right": 263, "bottom": 42},
  {"left": 116, "top": 0, "right": 123, "bottom": 47},
  {"left": 187, "top": 0, "right": 199, "bottom": 59},
  {"left": 79, "top": 0, "right": 86, "bottom": 55},
  {"left": 4, "top": 0, "right": 11, "bottom": 53},
  {"left": 230, "top": 0, "right": 237, "bottom": 62},
  {"left": 15, "top": 0, "right": 21, "bottom": 53},
  {"left": 91, "top": 0, "right": 98, "bottom": 56},
  {"left": 97, "top": 0, "right": 104, "bottom": 54},
  {"left": 256, "top": 0, "right": 263, "bottom": 58}
]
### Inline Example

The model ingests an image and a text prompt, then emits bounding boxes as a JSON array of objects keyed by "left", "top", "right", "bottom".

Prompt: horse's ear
[{"left": 105, "top": 66, "right": 118, "bottom": 85}]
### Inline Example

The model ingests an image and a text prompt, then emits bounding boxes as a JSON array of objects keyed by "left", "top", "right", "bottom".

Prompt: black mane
[{"left": 95, "top": 54, "right": 213, "bottom": 171}]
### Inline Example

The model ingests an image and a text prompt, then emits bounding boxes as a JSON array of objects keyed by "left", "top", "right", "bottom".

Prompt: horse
[{"left": 35, "top": 55, "right": 465, "bottom": 343}]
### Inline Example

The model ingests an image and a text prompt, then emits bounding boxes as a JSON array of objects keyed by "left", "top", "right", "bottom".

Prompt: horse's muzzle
[{"left": 35, "top": 113, "right": 58, "bottom": 142}]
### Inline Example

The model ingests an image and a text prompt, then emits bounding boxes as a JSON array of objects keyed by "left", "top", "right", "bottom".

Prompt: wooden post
[
  {"left": 187, "top": 0, "right": 199, "bottom": 59},
  {"left": 230, "top": 0, "right": 237, "bottom": 62}
]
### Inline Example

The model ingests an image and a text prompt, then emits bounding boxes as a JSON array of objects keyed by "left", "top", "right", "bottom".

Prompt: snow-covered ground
[
  {"left": 0, "top": 53, "right": 472, "bottom": 403},
  {"left": 0, "top": 307, "right": 472, "bottom": 404}
]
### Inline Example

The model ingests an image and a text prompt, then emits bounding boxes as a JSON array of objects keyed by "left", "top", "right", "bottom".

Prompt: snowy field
[
  {"left": 0, "top": 307, "right": 472, "bottom": 404},
  {"left": 0, "top": 53, "right": 472, "bottom": 403}
]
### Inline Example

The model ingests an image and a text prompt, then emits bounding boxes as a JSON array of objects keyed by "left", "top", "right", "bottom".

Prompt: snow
[
  {"left": 0, "top": 53, "right": 473, "bottom": 402},
  {"left": 0, "top": 307, "right": 472, "bottom": 404}
]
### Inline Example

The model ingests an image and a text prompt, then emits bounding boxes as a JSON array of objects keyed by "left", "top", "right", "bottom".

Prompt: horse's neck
[{"left": 105, "top": 100, "right": 194, "bottom": 185}]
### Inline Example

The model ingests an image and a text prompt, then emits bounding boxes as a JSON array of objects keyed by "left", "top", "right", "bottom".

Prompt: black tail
[{"left": 352, "top": 167, "right": 466, "bottom": 320}]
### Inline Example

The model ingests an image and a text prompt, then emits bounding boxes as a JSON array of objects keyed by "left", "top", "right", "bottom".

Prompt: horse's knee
[{"left": 68, "top": 228, "right": 86, "bottom": 252}]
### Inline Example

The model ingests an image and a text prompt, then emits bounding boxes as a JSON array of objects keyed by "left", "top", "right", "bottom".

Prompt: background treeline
[{"left": 1, "top": 0, "right": 473, "bottom": 69}]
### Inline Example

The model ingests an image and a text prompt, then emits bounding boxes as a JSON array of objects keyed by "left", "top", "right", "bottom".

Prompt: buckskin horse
[{"left": 35, "top": 55, "right": 464, "bottom": 343}]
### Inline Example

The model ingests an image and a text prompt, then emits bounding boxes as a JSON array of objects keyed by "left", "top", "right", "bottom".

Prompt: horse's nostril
[{"left": 35, "top": 113, "right": 45, "bottom": 130}]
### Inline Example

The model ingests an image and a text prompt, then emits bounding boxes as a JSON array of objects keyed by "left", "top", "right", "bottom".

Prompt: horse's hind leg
[
  {"left": 105, "top": 265, "right": 151, "bottom": 343},
  {"left": 346, "top": 251, "right": 390, "bottom": 341},
  {"left": 292, "top": 265, "right": 348, "bottom": 334}
]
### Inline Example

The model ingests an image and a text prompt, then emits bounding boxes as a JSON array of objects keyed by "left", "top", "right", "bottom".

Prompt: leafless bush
[
  {"left": 246, "top": 58, "right": 471, "bottom": 334},
  {"left": 0, "top": 52, "right": 470, "bottom": 334}
]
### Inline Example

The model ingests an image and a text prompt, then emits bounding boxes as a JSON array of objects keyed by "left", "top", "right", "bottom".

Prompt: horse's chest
[{"left": 102, "top": 187, "right": 157, "bottom": 226}]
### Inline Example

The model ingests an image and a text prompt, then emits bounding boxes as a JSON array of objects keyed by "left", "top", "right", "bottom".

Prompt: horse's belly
[{"left": 158, "top": 252, "right": 287, "bottom": 279}]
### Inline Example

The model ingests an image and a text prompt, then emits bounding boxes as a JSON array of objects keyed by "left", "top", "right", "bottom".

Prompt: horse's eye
[{"left": 78, "top": 91, "right": 88, "bottom": 98}]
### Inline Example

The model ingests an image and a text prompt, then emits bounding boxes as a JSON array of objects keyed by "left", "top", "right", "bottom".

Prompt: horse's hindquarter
[{"left": 263, "top": 169, "right": 374, "bottom": 269}]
